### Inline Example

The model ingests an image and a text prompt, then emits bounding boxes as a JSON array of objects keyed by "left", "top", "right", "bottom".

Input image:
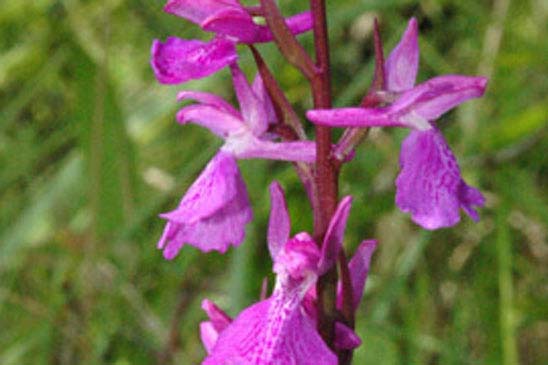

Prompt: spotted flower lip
[
  {"left": 395, "top": 129, "right": 485, "bottom": 229},
  {"left": 164, "top": 0, "right": 313, "bottom": 44},
  {"left": 157, "top": 150, "right": 252, "bottom": 259},
  {"left": 305, "top": 18, "right": 488, "bottom": 230},
  {"left": 157, "top": 65, "right": 316, "bottom": 258}
]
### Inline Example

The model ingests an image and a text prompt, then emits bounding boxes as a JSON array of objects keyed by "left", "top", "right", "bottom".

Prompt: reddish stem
[{"left": 309, "top": 0, "right": 340, "bottom": 354}]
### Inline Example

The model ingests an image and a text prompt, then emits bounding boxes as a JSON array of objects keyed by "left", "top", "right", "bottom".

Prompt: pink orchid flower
[
  {"left": 157, "top": 66, "right": 316, "bottom": 259},
  {"left": 199, "top": 182, "right": 377, "bottom": 364},
  {"left": 306, "top": 18, "right": 488, "bottom": 229}
]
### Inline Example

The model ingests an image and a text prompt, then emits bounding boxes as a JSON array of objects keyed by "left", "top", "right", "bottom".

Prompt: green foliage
[{"left": 0, "top": 0, "right": 546, "bottom": 364}]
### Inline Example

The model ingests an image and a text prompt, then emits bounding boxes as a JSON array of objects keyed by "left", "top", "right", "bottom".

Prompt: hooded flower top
[
  {"left": 151, "top": 0, "right": 313, "bottom": 84},
  {"left": 199, "top": 182, "right": 377, "bottom": 364},
  {"left": 306, "top": 18, "right": 488, "bottom": 230},
  {"left": 157, "top": 66, "right": 316, "bottom": 259}
]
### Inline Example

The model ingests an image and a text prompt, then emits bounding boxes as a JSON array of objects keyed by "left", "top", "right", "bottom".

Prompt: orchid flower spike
[
  {"left": 202, "top": 182, "right": 356, "bottom": 364},
  {"left": 157, "top": 66, "right": 315, "bottom": 259},
  {"left": 164, "top": 0, "right": 313, "bottom": 44},
  {"left": 306, "top": 18, "right": 488, "bottom": 230}
]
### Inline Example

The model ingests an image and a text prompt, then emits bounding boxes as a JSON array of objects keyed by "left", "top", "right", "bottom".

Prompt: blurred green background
[{"left": 1, "top": 0, "right": 546, "bottom": 364}]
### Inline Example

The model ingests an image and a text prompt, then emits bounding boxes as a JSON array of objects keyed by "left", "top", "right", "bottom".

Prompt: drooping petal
[
  {"left": 157, "top": 151, "right": 252, "bottom": 257},
  {"left": 226, "top": 135, "right": 316, "bottom": 162},
  {"left": 268, "top": 182, "right": 291, "bottom": 259},
  {"left": 458, "top": 181, "right": 485, "bottom": 221},
  {"left": 177, "top": 90, "right": 241, "bottom": 118},
  {"left": 176, "top": 104, "right": 245, "bottom": 139},
  {"left": 346, "top": 240, "right": 377, "bottom": 310},
  {"left": 230, "top": 65, "right": 269, "bottom": 136},
  {"left": 385, "top": 18, "right": 419, "bottom": 92},
  {"left": 164, "top": 0, "right": 242, "bottom": 25},
  {"left": 395, "top": 129, "right": 485, "bottom": 230},
  {"left": 317, "top": 196, "right": 353, "bottom": 274},
  {"left": 151, "top": 37, "right": 237, "bottom": 84}
]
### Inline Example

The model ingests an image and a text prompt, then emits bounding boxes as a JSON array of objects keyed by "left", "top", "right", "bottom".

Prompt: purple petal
[
  {"left": 390, "top": 75, "right": 488, "bottom": 123},
  {"left": 385, "top": 18, "right": 419, "bottom": 92},
  {"left": 230, "top": 65, "right": 269, "bottom": 136},
  {"left": 458, "top": 182, "right": 485, "bottom": 221},
  {"left": 250, "top": 11, "right": 314, "bottom": 43},
  {"left": 334, "top": 322, "right": 362, "bottom": 350},
  {"left": 200, "top": 322, "right": 220, "bottom": 354},
  {"left": 317, "top": 196, "right": 353, "bottom": 274},
  {"left": 165, "top": 0, "right": 312, "bottom": 44},
  {"left": 396, "top": 129, "right": 485, "bottom": 230},
  {"left": 177, "top": 90, "right": 241, "bottom": 118},
  {"left": 202, "top": 8, "right": 263, "bottom": 44},
  {"left": 307, "top": 76, "right": 487, "bottom": 131},
  {"left": 151, "top": 37, "right": 237, "bottom": 84},
  {"left": 176, "top": 104, "right": 244, "bottom": 139},
  {"left": 268, "top": 182, "right": 291, "bottom": 260},
  {"left": 202, "top": 299, "right": 232, "bottom": 331},
  {"left": 200, "top": 299, "right": 232, "bottom": 353},
  {"left": 229, "top": 137, "right": 316, "bottom": 162},
  {"left": 164, "top": 0, "right": 242, "bottom": 25},
  {"left": 274, "top": 234, "right": 320, "bottom": 280},
  {"left": 203, "top": 274, "right": 335, "bottom": 365},
  {"left": 306, "top": 107, "right": 411, "bottom": 129},
  {"left": 157, "top": 151, "right": 252, "bottom": 257},
  {"left": 217, "top": 11, "right": 313, "bottom": 44},
  {"left": 347, "top": 240, "right": 377, "bottom": 310},
  {"left": 284, "top": 11, "right": 314, "bottom": 37},
  {"left": 200, "top": 321, "right": 220, "bottom": 354},
  {"left": 252, "top": 74, "right": 277, "bottom": 125}
]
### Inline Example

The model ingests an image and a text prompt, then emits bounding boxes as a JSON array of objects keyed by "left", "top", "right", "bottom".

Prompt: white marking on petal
[{"left": 401, "top": 111, "right": 432, "bottom": 131}]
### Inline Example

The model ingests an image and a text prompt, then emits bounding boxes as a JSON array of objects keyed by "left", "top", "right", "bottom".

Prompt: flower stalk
[{"left": 309, "top": 0, "right": 341, "bottom": 355}]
